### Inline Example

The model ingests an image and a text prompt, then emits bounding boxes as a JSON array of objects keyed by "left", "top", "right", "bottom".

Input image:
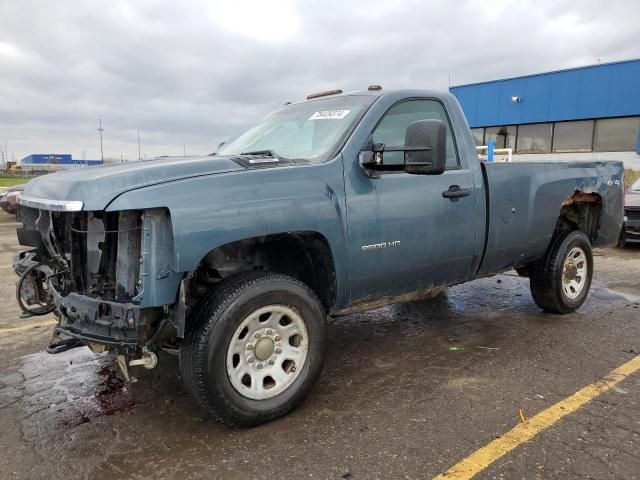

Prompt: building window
[
  {"left": 552, "top": 120, "right": 594, "bottom": 152},
  {"left": 485, "top": 125, "right": 516, "bottom": 149},
  {"left": 594, "top": 117, "right": 640, "bottom": 152},
  {"left": 516, "top": 123, "right": 552, "bottom": 153},
  {"left": 470, "top": 128, "right": 484, "bottom": 146}
]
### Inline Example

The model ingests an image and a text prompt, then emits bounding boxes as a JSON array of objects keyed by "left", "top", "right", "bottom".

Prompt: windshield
[
  {"left": 218, "top": 95, "right": 374, "bottom": 163},
  {"left": 631, "top": 178, "right": 640, "bottom": 192}
]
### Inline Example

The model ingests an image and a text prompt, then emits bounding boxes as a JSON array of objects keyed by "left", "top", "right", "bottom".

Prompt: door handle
[{"left": 442, "top": 185, "right": 472, "bottom": 199}]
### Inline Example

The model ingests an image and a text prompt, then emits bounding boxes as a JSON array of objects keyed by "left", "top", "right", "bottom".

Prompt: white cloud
[
  {"left": 0, "top": 0, "right": 638, "bottom": 161},
  {"left": 208, "top": 0, "right": 300, "bottom": 42},
  {"left": 0, "top": 41, "right": 22, "bottom": 58}
]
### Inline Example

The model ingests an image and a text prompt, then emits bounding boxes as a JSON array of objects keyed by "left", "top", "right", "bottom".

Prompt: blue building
[
  {"left": 21, "top": 154, "right": 102, "bottom": 166},
  {"left": 450, "top": 59, "right": 640, "bottom": 155}
]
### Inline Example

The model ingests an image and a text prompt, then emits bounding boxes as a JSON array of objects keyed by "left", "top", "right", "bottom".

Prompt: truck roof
[{"left": 291, "top": 88, "right": 452, "bottom": 106}]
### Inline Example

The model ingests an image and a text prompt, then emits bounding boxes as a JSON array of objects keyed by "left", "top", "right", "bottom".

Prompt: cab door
[{"left": 344, "top": 98, "right": 479, "bottom": 302}]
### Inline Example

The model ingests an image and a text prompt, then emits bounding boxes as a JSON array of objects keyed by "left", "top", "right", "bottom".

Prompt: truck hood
[{"left": 21, "top": 155, "right": 245, "bottom": 211}]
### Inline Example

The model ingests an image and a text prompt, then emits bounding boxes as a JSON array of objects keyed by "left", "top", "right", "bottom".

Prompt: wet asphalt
[{"left": 0, "top": 214, "right": 639, "bottom": 480}]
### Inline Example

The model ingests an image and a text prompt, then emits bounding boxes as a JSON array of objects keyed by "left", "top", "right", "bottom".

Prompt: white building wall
[{"left": 511, "top": 151, "right": 640, "bottom": 171}]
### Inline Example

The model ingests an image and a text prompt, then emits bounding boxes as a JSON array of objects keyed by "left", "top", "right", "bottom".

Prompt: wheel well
[
  {"left": 556, "top": 191, "right": 602, "bottom": 243},
  {"left": 187, "top": 232, "right": 337, "bottom": 311}
]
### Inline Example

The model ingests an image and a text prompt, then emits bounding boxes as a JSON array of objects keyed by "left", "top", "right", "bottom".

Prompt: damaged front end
[{"left": 14, "top": 199, "right": 182, "bottom": 375}]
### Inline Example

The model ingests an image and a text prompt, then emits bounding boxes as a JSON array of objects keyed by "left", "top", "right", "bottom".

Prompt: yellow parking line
[
  {"left": 0, "top": 319, "right": 58, "bottom": 334},
  {"left": 434, "top": 354, "right": 640, "bottom": 480}
]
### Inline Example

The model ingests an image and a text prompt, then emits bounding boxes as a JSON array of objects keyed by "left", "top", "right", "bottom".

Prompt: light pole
[{"left": 97, "top": 117, "right": 104, "bottom": 162}]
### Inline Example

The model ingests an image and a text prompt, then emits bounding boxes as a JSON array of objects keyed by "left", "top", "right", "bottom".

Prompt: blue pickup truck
[{"left": 15, "top": 88, "right": 623, "bottom": 426}]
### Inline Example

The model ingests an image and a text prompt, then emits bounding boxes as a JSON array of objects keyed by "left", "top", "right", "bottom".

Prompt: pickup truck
[{"left": 14, "top": 88, "right": 623, "bottom": 426}]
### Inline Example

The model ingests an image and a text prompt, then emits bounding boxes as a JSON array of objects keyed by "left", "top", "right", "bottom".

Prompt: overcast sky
[{"left": 1, "top": 0, "right": 639, "bottom": 162}]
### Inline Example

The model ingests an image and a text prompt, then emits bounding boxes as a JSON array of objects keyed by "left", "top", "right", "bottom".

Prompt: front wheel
[
  {"left": 529, "top": 230, "right": 593, "bottom": 314},
  {"left": 180, "top": 272, "right": 327, "bottom": 426}
]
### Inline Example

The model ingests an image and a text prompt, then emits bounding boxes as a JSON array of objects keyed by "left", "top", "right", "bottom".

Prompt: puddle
[
  {"left": 10, "top": 347, "right": 135, "bottom": 432},
  {"left": 591, "top": 283, "right": 640, "bottom": 303}
]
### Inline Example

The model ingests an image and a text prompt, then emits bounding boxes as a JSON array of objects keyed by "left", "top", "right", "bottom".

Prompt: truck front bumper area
[{"left": 52, "top": 283, "right": 146, "bottom": 350}]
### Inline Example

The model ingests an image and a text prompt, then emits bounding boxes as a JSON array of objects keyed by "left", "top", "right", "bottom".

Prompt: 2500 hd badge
[{"left": 361, "top": 240, "right": 401, "bottom": 251}]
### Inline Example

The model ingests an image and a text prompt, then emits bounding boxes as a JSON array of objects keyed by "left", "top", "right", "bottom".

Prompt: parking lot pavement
[{"left": 0, "top": 212, "right": 639, "bottom": 480}]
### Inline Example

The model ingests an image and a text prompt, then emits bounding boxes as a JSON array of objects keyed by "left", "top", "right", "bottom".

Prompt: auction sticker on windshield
[{"left": 309, "top": 110, "right": 351, "bottom": 120}]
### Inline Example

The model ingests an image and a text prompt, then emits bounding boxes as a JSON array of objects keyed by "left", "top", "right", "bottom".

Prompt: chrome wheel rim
[
  {"left": 226, "top": 305, "right": 309, "bottom": 400},
  {"left": 562, "top": 246, "right": 588, "bottom": 300}
]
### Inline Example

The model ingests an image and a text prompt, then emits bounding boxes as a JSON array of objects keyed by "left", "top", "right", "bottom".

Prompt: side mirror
[
  {"left": 404, "top": 119, "right": 446, "bottom": 175},
  {"left": 359, "top": 119, "right": 447, "bottom": 175}
]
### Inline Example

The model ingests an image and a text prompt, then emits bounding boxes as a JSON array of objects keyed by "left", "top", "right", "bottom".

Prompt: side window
[{"left": 372, "top": 99, "right": 460, "bottom": 169}]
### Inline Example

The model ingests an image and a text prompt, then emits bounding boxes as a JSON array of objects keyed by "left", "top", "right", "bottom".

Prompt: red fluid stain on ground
[
  {"left": 19, "top": 350, "right": 138, "bottom": 430},
  {"left": 57, "top": 365, "right": 136, "bottom": 427},
  {"left": 94, "top": 366, "right": 136, "bottom": 416}
]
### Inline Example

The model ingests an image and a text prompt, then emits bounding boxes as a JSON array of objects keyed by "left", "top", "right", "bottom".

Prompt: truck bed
[{"left": 477, "top": 161, "right": 624, "bottom": 276}]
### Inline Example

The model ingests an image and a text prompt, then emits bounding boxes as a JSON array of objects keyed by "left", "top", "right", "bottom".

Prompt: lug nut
[
  {"left": 275, "top": 347, "right": 282, "bottom": 354},
  {"left": 274, "top": 335, "right": 281, "bottom": 341},
  {"left": 257, "top": 363, "right": 264, "bottom": 369},
  {"left": 247, "top": 344, "right": 254, "bottom": 351},
  {"left": 266, "top": 329, "right": 273, "bottom": 335},
  {"left": 255, "top": 332, "right": 261, "bottom": 339},
  {"left": 268, "top": 359, "right": 275, "bottom": 365},
  {"left": 247, "top": 356, "right": 254, "bottom": 363}
]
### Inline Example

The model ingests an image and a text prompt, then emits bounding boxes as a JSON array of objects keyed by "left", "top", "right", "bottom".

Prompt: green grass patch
[
  {"left": 0, "top": 176, "right": 31, "bottom": 188},
  {"left": 625, "top": 169, "right": 640, "bottom": 189}
]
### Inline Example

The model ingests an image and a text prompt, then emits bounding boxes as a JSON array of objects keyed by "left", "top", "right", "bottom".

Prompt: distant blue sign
[
  {"left": 22, "top": 154, "right": 73, "bottom": 164},
  {"left": 21, "top": 154, "right": 102, "bottom": 166}
]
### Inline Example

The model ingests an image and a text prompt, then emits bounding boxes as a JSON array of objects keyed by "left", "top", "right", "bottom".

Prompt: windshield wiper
[
  {"left": 238, "top": 149, "right": 303, "bottom": 163},
  {"left": 240, "top": 149, "right": 281, "bottom": 158}
]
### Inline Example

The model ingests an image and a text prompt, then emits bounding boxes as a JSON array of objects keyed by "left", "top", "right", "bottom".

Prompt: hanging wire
[{"left": 70, "top": 225, "right": 142, "bottom": 234}]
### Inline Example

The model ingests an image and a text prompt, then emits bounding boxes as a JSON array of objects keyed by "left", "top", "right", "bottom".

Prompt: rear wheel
[
  {"left": 529, "top": 230, "right": 593, "bottom": 314},
  {"left": 180, "top": 272, "right": 327, "bottom": 426}
]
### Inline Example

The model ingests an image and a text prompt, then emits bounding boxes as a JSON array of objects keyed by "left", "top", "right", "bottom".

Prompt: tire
[
  {"left": 514, "top": 266, "right": 529, "bottom": 277},
  {"left": 529, "top": 230, "right": 593, "bottom": 314},
  {"left": 180, "top": 272, "right": 327, "bottom": 427},
  {"left": 618, "top": 229, "right": 626, "bottom": 248}
]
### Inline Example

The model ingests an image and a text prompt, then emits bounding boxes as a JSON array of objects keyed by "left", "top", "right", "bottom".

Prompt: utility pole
[
  {"left": 137, "top": 129, "right": 141, "bottom": 161},
  {"left": 183, "top": 144, "right": 186, "bottom": 157},
  {"left": 97, "top": 117, "right": 104, "bottom": 162}
]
